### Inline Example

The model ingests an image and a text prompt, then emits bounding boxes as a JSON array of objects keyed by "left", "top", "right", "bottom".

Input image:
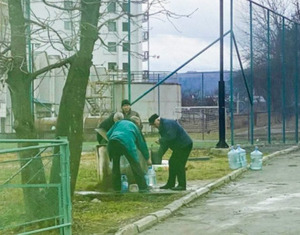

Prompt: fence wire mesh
[{"left": 0, "top": 139, "right": 71, "bottom": 235}]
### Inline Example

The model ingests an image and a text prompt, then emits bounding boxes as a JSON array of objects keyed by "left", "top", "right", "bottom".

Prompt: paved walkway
[{"left": 116, "top": 146, "right": 300, "bottom": 235}]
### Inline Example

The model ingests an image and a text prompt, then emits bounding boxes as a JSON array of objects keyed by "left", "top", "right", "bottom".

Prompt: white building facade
[{"left": 0, "top": 1, "right": 181, "bottom": 136}]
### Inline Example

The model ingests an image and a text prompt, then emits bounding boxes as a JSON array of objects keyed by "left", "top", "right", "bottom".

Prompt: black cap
[
  {"left": 148, "top": 113, "right": 159, "bottom": 125},
  {"left": 121, "top": 99, "right": 131, "bottom": 107}
]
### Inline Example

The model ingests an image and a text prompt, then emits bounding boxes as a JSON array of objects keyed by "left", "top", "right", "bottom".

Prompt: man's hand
[{"left": 147, "top": 158, "right": 152, "bottom": 166}]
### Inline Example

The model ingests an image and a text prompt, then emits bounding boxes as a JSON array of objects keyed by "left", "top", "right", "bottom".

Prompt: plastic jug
[
  {"left": 121, "top": 174, "right": 128, "bottom": 193},
  {"left": 145, "top": 166, "right": 157, "bottom": 187},
  {"left": 227, "top": 146, "right": 240, "bottom": 169},
  {"left": 250, "top": 146, "right": 263, "bottom": 170},
  {"left": 237, "top": 144, "right": 247, "bottom": 168}
]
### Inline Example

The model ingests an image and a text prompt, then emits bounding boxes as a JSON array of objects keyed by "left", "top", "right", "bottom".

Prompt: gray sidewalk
[{"left": 116, "top": 145, "right": 300, "bottom": 235}]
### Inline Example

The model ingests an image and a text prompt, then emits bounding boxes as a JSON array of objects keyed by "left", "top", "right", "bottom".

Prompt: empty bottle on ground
[
  {"left": 145, "top": 166, "right": 156, "bottom": 188},
  {"left": 227, "top": 146, "right": 240, "bottom": 169},
  {"left": 237, "top": 144, "right": 247, "bottom": 168},
  {"left": 121, "top": 174, "right": 128, "bottom": 193},
  {"left": 250, "top": 146, "right": 263, "bottom": 170}
]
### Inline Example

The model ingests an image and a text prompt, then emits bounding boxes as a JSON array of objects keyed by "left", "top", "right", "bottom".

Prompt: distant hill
[{"left": 155, "top": 71, "right": 231, "bottom": 96}]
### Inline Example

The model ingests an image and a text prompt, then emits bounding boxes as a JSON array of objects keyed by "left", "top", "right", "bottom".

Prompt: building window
[
  {"left": 64, "top": 0, "right": 73, "bottom": 10},
  {"left": 107, "top": 42, "right": 117, "bottom": 52},
  {"left": 64, "top": 21, "right": 72, "bottom": 30},
  {"left": 122, "top": 2, "right": 129, "bottom": 13},
  {"left": 122, "top": 22, "right": 128, "bottom": 32},
  {"left": 143, "top": 12, "right": 149, "bottom": 22},
  {"left": 108, "top": 62, "right": 117, "bottom": 71},
  {"left": 123, "top": 42, "right": 130, "bottom": 52},
  {"left": 143, "top": 31, "right": 149, "bottom": 41},
  {"left": 143, "top": 51, "right": 149, "bottom": 60},
  {"left": 107, "top": 21, "right": 117, "bottom": 32},
  {"left": 107, "top": 1, "right": 116, "bottom": 13},
  {"left": 123, "top": 63, "right": 128, "bottom": 72}
]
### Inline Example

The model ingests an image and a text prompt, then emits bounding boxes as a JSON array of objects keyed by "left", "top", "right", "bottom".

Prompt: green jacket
[{"left": 107, "top": 120, "right": 149, "bottom": 162}]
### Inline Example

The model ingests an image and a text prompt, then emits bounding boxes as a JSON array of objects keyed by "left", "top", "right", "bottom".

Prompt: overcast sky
[
  {"left": 148, "top": 0, "right": 297, "bottom": 73},
  {"left": 149, "top": 0, "right": 232, "bottom": 73}
]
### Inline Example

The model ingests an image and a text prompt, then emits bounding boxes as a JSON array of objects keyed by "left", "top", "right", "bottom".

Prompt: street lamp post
[{"left": 216, "top": 0, "right": 228, "bottom": 148}]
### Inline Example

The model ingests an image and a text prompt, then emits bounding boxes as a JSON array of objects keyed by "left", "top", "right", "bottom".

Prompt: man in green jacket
[{"left": 107, "top": 115, "right": 151, "bottom": 192}]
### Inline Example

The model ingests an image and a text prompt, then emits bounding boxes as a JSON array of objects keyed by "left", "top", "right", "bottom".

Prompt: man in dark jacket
[
  {"left": 107, "top": 117, "right": 151, "bottom": 192},
  {"left": 148, "top": 113, "right": 193, "bottom": 191},
  {"left": 96, "top": 99, "right": 142, "bottom": 144},
  {"left": 121, "top": 99, "right": 141, "bottom": 120}
]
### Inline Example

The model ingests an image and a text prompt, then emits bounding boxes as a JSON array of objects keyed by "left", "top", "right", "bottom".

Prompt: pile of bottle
[
  {"left": 120, "top": 165, "right": 157, "bottom": 193},
  {"left": 227, "top": 145, "right": 263, "bottom": 170}
]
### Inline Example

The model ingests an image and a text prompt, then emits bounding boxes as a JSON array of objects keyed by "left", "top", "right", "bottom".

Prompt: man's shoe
[
  {"left": 171, "top": 186, "right": 186, "bottom": 191},
  {"left": 159, "top": 184, "right": 173, "bottom": 189}
]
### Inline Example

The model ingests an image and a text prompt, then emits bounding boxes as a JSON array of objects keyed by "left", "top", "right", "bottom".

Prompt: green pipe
[
  {"left": 232, "top": 33, "right": 253, "bottom": 105},
  {"left": 132, "top": 31, "right": 231, "bottom": 105}
]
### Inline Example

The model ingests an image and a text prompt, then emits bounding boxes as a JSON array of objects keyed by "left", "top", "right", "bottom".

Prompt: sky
[
  {"left": 148, "top": 0, "right": 297, "bottom": 73},
  {"left": 149, "top": 0, "right": 232, "bottom": 73}
]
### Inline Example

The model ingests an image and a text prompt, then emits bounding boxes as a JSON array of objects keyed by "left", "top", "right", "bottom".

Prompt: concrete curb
[{"left": 115, "top": 145, "right": 300, "bottom": 234}]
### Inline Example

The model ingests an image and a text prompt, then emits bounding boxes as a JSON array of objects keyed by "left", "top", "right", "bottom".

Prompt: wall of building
[{"left": 112, "top": 81, "right": 182, "bottom": 132}]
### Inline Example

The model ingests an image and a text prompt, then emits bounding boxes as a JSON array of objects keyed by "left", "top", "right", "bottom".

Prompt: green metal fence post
[
  {"left": 127, "top": 0, "right": 131, "bottom": 102},
  {"left": 59, "top": 139, "right": 72, "bottom": 235},
  {"left": 295, "top": 23, "right": 299, "bottom": 143},
  {"left": 281, "top": 17, "right": 286, "bottom": 143},
  {"left": 267, "top": 9, "right": 271, "bottom": 144},
  {"left": 249, "top": 1, "right": 254, "bottom": 145}
]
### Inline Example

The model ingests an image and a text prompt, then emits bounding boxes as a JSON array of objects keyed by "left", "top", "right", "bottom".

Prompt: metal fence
[{"left": 0, "top": 139, "right": 71, "bottom": 235}]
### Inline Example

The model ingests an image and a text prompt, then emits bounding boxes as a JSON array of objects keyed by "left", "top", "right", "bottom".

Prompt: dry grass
[{"left": 73, "top": 141, "right": 297, "bottom": 234}]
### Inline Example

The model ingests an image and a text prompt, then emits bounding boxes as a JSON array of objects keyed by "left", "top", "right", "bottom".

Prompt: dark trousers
[
  {"left": 107, "top": 139, "right": 148, "bottom": 191},
  {"left": 166, "top": 143, "right": 193, "bottom": 188}
]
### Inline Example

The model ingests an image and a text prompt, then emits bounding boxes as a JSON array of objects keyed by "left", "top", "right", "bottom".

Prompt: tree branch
[{"left": 31, "top": 54, "right": 75, "bottom": 80}]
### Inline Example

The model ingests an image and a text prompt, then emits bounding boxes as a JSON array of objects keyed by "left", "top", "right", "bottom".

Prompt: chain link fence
[{"left": 0, "top": 139, "right": 71, "bottom": 235}]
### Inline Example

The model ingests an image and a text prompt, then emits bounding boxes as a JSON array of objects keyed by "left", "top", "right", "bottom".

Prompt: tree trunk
[
  {"left": 54, "top": 0, "right": 101, "bottom": 196},
  {"left": 7, "top": 1, "right": 47, "bottom": 219}
]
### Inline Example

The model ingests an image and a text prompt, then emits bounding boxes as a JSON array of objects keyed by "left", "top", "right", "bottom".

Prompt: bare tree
[
  {"left": 1, "top": 0, "right": 192, "bottom": 221},
  {"left": 233, "top": 0, "right": 300, "bottom": 116}
]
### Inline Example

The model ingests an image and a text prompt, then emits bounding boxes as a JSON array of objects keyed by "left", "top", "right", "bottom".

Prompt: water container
[
  {"left": 121, "top": 174, "right": 128, "bottom": 193},
  {"left": 146, "top": 166, "right": 157, "bottom": 187},
  {"left": 237, "top": 144, "right": 247, "bottom": 168},
  {"left": 227, "top": 146, "right": 240, "bottom": 169},
  {"left": 250, "top": 146, "right": 263, "bottom": 170}
]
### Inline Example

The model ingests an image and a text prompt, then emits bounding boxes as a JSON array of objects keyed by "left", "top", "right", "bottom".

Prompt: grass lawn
[{"left": 73, "top": 138, "right": 295, "bottom": 234}]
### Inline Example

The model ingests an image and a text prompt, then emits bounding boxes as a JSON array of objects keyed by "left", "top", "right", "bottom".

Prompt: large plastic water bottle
[
  {"left": 237, "top": 144, "right": 247, "bottom": 168},
  {"left": 250, "top": 146, "right": 263, "bottom": 170},
  {"left": 121, "top": 174, "right": 128, "bottom": 193},
  {"left": 146, "top": 166, "right": 157, "bottom": 188},
  {"left": 227, "top": 146, "right": 240, "bottom": 169}
]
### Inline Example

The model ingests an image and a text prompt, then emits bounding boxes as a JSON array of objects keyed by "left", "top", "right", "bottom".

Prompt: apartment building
[{"left": 0, "top": 1, "right": 181, "bottom": 135}]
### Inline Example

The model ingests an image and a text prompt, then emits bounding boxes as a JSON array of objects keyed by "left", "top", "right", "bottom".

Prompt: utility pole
[{"left": 216, "top": 0, "right": 228, "bottom": 148}]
